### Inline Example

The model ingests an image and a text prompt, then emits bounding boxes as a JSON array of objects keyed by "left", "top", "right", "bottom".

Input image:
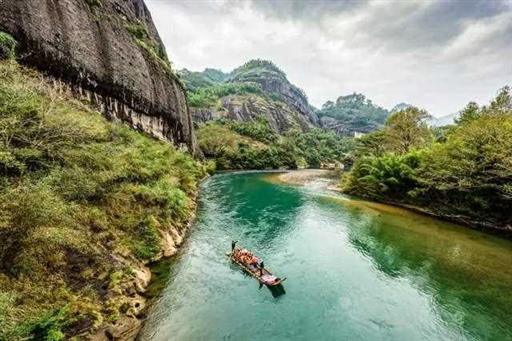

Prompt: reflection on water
[
  {"left": 332, "top": 197, "right": 512, "bottom": 340},
  {"left": 140, "top": 172, "right": 512, "bottom": 341}
]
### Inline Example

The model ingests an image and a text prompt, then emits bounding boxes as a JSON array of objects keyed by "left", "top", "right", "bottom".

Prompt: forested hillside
[
  {"left": 342, "top": 87, "right": 512, "bottom": 232},
  {"left": 317, "top": 93, "right": 389, "bottom": 136},
  {"left": 180, "top": 60, "right": 355, "bottom": 169},
  {"left": 197, "top": 118, "right": 353, "bottom": 170}
]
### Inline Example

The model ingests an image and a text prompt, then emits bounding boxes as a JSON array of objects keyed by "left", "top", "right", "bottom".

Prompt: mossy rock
[{"left": 0, "top": 32, "right": 16, "bottom": 60}]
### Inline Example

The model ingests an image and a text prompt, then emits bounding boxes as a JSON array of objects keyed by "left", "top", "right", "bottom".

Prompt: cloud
[{"left": 146, "top": 0, "right": 512, "bottom": 116}]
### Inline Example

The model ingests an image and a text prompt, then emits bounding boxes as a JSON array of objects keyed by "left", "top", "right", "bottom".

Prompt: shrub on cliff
[
  {"left": 0, "top": 32, "right": 16, "bottom": 60},
  {"left": 188, "top": 82, "right": 263, "bottom": 108},
  {"left": 0, "top": 61, "right": 206, "bottom": 339}
]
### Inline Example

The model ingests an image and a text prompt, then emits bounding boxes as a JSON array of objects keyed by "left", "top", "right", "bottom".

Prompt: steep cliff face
[
  {"left": 228, "top": 60, "right": 318, "bottom": 126},
  {"left": 0, "top": 0, "right": 195, "bottom": 153},
  {"left": 193, "top": 94, "right": 313, "bottom": 133},
  {"left": 182, "top": 60, "right": 318, "bottom": 133}
]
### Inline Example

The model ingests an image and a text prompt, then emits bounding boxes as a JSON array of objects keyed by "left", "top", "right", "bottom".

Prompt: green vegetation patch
[
  {"left": 126, "top": 20, "right": 173, "bottom": 75},
  {"left": 0, "top": 61, "right": 207, "bottom": 339},
  {"left": 197, "top": 118, "right": 353, "bottom": 170},
  {"left": 85, "top": 0, "right": 102, "bottom": 8},
  {"left": 178, "top": 68, "right": 229, "bottom": 92},
  {"left": 342, "top": 90, "right": 512, "bottom": 230},
  {"left": 318, "top": 93, "right": 389, "bottom": 133},
  {"left": 0, "top": 32, "right": 16, "bottom": 60},
  {"left": 188, "top": 83, "right": 263, "bottom": 108}
]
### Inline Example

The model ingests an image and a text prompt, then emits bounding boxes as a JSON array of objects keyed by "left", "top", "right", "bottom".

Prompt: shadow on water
[
  {"left": 265, "top": 283, "right": 286, "bottom": 298},
  {"left": 229, "top": 258, "right": 287, "bottom": 298},
  {"left": 321, "top": 196, "right": 512, "bottom": 340}
]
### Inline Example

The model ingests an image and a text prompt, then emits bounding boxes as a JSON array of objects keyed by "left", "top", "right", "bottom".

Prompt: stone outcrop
[
  {"left": 0, "top": 0, "right": 196, "bottom": 153},
  {"left": 228, "top": 60, "right": 319, "bottom": 128},
  {"left": 192, "top": 94, "right": 314, "bottom": 133},
  {"left": 184, "top": 60, "right": 319, "bottom": 133}
]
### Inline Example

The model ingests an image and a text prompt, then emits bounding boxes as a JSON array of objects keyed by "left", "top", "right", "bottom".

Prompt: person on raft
[{"left": 232, "top": 244, "right": 262, "bottom": 270}]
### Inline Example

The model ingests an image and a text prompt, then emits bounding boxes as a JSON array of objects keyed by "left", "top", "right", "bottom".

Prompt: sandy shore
[{"left": 269, "top": 169, "right": 341, "bottom": 189}]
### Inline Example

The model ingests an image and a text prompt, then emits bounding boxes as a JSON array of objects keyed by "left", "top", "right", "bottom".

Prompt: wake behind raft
[{"left": 227, "top": 241, "right": 286, "bottom": 287}]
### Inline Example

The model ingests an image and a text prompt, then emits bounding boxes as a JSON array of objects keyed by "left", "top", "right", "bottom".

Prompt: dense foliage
[
  {"left": 342, "top": 90, "right": 512, "bottom": 230},
  {"left": 197, "top": 118, "right": 353, "bottom": 170},
  {"left": 187, "top": 82, "right": 263, "bottom": 108},
  {"left": 0, "top": 61, "right": 207, "bottom": 339},
  {"left": 318, "top": 93, "right": 389, "bottom": 134},
  {"left": 0, "top": 32, "right": 16, "bottom": 60},
  {"left": 178, "top": 68, "right": 228, "bottom": 92}
]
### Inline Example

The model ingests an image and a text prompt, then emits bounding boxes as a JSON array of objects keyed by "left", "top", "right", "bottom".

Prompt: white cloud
[{"left": 146, "top": 0, "right": 512, "bottom": 116}]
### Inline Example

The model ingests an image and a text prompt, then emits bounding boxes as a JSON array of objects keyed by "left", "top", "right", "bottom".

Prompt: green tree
[
  {"left": 342, "top": 86, "right": 512, "bottom": 230},
  {"left": 384, "top": 107, "right": 432, "bottom": 154},
  {"left": 354, "top": 130, "right": 387, "bottom": 157},
  {"left": 487, "top": 86, "right": 511, "bottom": 114},
  {"left": 456, "top": 102, "right": 480, "bottom": 125}
]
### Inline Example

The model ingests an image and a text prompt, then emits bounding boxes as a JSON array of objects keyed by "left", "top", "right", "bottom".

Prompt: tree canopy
[{"left": 343, "top": 87, "right": 512, "bottom": 231}]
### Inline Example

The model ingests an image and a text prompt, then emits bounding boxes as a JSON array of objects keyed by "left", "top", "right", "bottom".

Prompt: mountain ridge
[{"left": 180, "top": 59, "right": 318, "bottom": 133}]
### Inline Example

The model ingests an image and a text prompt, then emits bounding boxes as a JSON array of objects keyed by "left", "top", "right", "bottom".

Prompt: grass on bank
[{"left": 0, "top": 60, "right": 207, "bottom": 340}]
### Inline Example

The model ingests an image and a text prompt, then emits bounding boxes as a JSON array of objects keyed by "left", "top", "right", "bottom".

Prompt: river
[{"left": 139, "top": 172, "right": 512, "bottom": 340}]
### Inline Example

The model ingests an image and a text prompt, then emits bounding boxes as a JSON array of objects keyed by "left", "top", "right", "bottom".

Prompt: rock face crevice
[{"left": 0, "top": 0, "right": 196, "bottom": 153}]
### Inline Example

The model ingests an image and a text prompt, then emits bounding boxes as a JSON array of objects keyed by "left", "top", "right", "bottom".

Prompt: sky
[{"left": 145, "top": 0, "right": 512, "bottom": 116}]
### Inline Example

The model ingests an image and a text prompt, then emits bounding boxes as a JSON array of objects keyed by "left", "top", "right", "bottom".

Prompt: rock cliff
[
  {"left": 182, "top": 60, "right": 318, "bottom": 133},
  {"left": 0, "top": 0, "right": 196, "bottom": 153},
  {"left": 228, "top": 60, "right": 318, "bottom": 126}
]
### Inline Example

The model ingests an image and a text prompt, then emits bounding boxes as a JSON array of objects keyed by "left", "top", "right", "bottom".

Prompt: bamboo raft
[{"left": 227, "top": 248, "right": 286, "bottom": 287}]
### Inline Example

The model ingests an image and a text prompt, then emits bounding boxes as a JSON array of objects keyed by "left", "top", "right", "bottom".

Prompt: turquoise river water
[{"left": 139, "top": 172, "right": 512, "bottom": 341}]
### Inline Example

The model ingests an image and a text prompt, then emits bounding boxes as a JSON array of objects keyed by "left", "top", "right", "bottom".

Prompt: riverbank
[
  {"left": 268, "top": 169, "right": 339, "bottom": 186},
  {"left": 92, "top": 204, "right": 198, "bottom": 341},
  {"left": 274, "top": 169, "right": 510, "bottom": 237}
]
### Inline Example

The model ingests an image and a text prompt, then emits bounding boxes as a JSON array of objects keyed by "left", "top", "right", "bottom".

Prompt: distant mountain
[
  {"left": 179, "top": 59, "right": 318, "bottom": 132},
  {"left": 428, "top": 112, "right": 460, "bottom": 127},
  {"left": 390, "top": 102, "right": 413, "bottom": 113},
  {"left": 316, "top": 93, "right": 389, "bottom": 136}
]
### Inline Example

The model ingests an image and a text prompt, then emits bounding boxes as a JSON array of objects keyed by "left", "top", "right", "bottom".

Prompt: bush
[
  {"left": 342, "top": 152, "right": 421, "bottom": 200},
  {"left": 0, "top": 32, "right": 16, "bottom": 60},
  {"left": 17, "top": 308, "right": 67, "bottom": 341}
]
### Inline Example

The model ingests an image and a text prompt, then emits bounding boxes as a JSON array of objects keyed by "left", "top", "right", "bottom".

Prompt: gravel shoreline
[{"left": 270, "top": 169, "right": 340, "bottom": 187}]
